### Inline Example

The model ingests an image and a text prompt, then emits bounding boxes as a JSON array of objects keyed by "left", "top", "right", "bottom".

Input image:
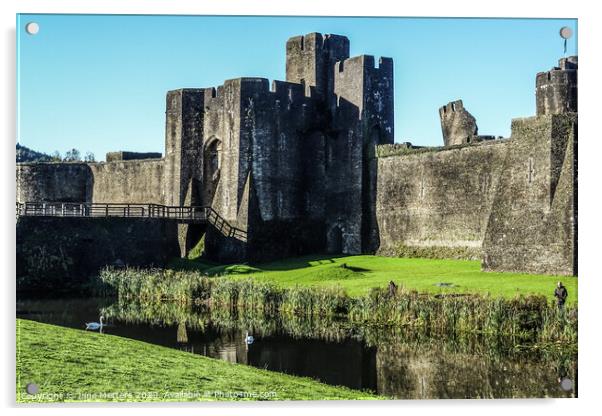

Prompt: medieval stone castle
[{"left": 16, "top": 33, "right": 578, "bottom": 276}]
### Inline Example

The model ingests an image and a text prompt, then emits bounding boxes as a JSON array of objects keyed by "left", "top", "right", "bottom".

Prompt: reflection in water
[
  {"left": 376, "top": 342, "right": 574, "bottom": 399},
  {"left": 16, "top": 296, "right": 577, "bottom": 399},
  {"left": 176, "top": 322, "right": 188, "bottom": 344}
]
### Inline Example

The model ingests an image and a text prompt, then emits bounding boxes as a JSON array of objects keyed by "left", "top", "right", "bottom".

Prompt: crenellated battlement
[
  {"left": 377, "top": 56, "right": 393, "bottom": 70},
  {"left": 536, "top": 56, "right": 577, "bottom": 116},
  {"left": 286, "top": 32, "right": 349, "bottom": 58},
  {"left": 332, "top": 54, "right": 394, "bottom": 146},
  {"left": 439, "top": 99, "right": 465, "bottom": 117},
  {"left": 286, "top": 32, "right": 350, "bottom": 98},
  {"left": 271, "top": 79, "right": 310, "bottom": 101},
  {"left": 334, "top": 55, "right": 393, "bottom": 74},
  {"left": 203, "top": 87, "right": 217, "bottom": 101},
  {"left": 200, "top": 77, "right": 319, "bottom": 114}
]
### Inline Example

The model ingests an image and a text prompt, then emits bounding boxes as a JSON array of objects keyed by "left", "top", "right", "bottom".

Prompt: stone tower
[
  {"left": 163, "top": 88, "right": 206, "bottom": 256},
  {"left": 285, "top": 33, "right": 350, "bottom": 98},
  {"left": 164, "top": 88, "right": 205, "bottom": 207},
  {"left": 536, "top": 56, "right": 577, "bottom": 116},
  {"left": 439, "top": 100, "right": 479, "bottom": 146},
  {"left": 328, "top": 54, "right": 395, "bottom": 254}
]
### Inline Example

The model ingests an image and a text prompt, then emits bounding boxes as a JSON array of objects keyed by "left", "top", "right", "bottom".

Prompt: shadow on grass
[
  {"left": 340, "top": 264, "right": 371, "bottom": 273},
  {"left": 257, "top": 254, "right": 349, "bottom": 271},
  {"left": 167, "top": 257, "right": 218, "bottom": 273},
  {"left": 168, "top": 254, "right": 355, "bottom": 275}
]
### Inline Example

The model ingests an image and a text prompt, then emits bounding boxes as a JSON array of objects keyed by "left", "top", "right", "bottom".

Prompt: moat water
[{"left": 17, "top": 296, "right": 577, "bottom": 399}]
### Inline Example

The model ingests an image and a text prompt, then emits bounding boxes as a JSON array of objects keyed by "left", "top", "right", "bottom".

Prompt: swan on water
[{"left": 85, "top": 316, "right": 104, "bottom": 331}]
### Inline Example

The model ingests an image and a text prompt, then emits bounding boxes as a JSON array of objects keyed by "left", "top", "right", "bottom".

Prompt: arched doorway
[
  {"left": 202, "top": 138, "right": 221, "bottom": 205},
  {"left": 327, "top": 225, "right": 343, "bottom": 254}
]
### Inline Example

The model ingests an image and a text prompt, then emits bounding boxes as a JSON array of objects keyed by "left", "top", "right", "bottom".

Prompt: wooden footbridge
[{"left": 16, "top": 202, "right": 247, "bottom": 241}]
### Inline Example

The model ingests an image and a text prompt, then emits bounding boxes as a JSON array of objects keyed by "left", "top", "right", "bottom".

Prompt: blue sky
[{"left": 17, "top": 14, "right": 577, "bottom": 160}]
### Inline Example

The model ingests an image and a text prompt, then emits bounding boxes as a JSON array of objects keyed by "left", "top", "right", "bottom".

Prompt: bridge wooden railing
[{"left": 16, "top": 202, "right": 247, "bottom": 241}]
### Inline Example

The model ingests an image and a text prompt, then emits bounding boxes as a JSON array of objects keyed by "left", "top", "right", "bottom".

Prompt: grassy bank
[
  {"left": 170, "top": 255, "right": 578, "bottom": 305},
  {"left": 100, "top": 268, "right": 578, "bottom": 344},
  {"left": 16, "top": 319, "right": 379, "bottom": 403}
]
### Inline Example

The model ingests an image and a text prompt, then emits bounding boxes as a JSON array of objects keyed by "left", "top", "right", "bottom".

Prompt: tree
[
  {"left": 51, "top": 151, "right": 62, "bottom": 162},
  {"left": 15, "top": 143, "right": 53, "bottom": 163},
  {"left": 63, "top": 148, "right": 81, "bottom": 162},
  {"left": 84, "top": 151, "right": 96, "bottom": 162}
]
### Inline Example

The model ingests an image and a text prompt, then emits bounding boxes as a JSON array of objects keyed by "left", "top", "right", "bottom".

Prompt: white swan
[{"left": 85, "top": 316, "right": 104, "bottom": 331}]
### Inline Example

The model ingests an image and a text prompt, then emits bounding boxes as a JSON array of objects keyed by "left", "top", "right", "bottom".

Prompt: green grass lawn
[
  {"left": 173, "top": 255, "right": 578, "bottom": 306},
  {"left": 16, "top": 319, "right": 379, "bottom": 402}
]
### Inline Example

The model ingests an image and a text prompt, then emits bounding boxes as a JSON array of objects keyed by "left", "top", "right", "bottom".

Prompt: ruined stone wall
[
  {"left": 439, "top": 100, "right": 479, "bottom": 146},
  {"left": 89, "top": 159, "right": 165, "bottom": 204},
  {"left": 16, "top": 163, "right": 92, "bottom": 203},
  {"left": 482, "top": 114, "right": 576, "bottom": 275},
  {"left": 375, "top": 140, "right": 509, "bottom": 254}
]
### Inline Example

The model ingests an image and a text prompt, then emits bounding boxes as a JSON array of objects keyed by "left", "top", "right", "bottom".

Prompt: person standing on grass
[{"left": 554, "top": 281, "right": 568, "bottom": 310}]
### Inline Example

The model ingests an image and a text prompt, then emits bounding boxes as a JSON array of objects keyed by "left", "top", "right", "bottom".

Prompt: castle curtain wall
[
  {"left": 375, "top": 113, "right": 576, "bottom": 276},
  {"left": 16, "top": 159, "right": 166, "bottom": 205},
  {"left": 89, "top": 159, "right": 165, "bottom": 204},
  {"left": 482, "top": 114, "right": 576, "bottom": 276},
  {"left": 374, "top": 140, "right": 508, "bottom": 257},
  {"left": 16, "top": 163, "right": 92, "bottom": 203}
]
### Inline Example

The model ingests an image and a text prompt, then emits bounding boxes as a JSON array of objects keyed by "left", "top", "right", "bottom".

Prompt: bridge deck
[{"left": 16, "top": 202, "right": 247, "bottom": 241}]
